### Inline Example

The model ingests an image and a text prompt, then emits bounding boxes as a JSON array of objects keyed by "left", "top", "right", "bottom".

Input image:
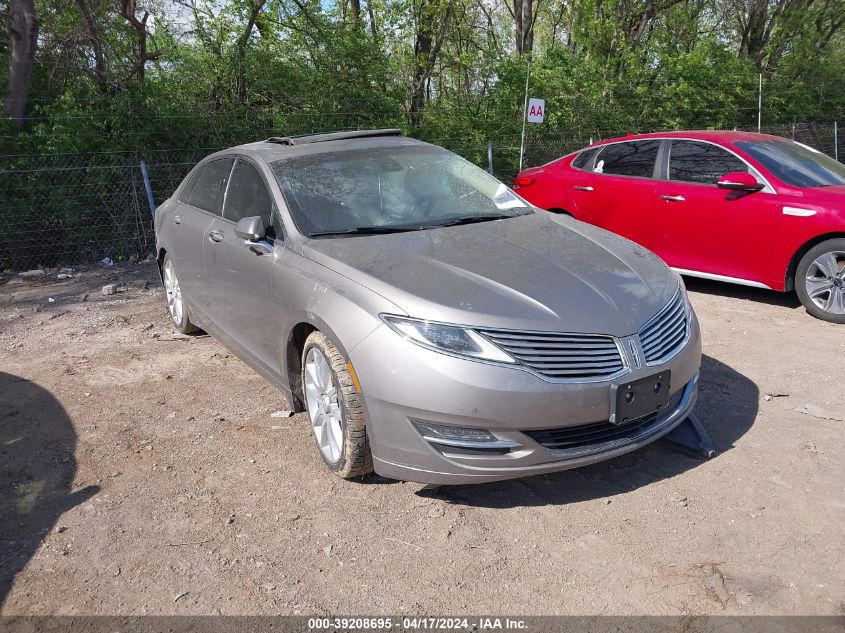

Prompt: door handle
[
  {"left": 660, "top": 195, "right": 685, "bottom": 202},
  {"left": 208, "top": 230, "right": 224, "bottom": 243},
  {"left": 173, "top": 215, "right": 183, "bottom": 225},
  {"left": 574, "top": 186, "right": 594, "bottom": 192}
]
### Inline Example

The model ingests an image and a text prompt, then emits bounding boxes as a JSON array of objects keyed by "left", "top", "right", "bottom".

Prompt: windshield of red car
[
  {"left": 270, "top": 145, "right": 532, "bottom": 237},
  {"left": 735, "top": 139, "right": 845, "bottom": 188}
]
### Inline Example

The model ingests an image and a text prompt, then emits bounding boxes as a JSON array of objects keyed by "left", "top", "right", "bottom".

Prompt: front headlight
[{"left": 380, "top": 315, "right": 516, "bottom": 364}]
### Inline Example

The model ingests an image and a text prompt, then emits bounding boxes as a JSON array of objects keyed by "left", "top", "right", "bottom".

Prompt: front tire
[
  {"left": 795, "top": 239, "right": 845, "bottom": 324},
  {"left": 301, "top": 331, "right": 373, "bottom": 479},
  {"left": 161, "top": 255, "right": 197, "bottom": 333}
]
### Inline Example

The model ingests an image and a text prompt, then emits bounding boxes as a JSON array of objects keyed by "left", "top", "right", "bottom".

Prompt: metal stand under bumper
[{"left": 660, "top": 413, "right": 715, "bottom": 460}]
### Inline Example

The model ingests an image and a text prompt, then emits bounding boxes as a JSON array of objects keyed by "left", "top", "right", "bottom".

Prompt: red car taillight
[{"left": 513, "top": 176, "right": 534, "bottom": 189}]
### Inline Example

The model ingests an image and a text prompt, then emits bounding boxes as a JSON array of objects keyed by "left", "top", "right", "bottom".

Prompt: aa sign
[{"left": 526, "top": 98, "right": 545, "bottom": 123}]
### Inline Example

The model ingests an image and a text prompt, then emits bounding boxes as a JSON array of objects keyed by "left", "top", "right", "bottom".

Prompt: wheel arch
[
  {"left": 156, "top": 247, "right": 167, "bottom": 282},
  {"left": 547, "top": 207, "right": 574, "bottom": 217},
  {"left": 284, "top": 318, "right": 356, "bottom": 413},
  {"left": 784, "top": 232, "right": 845, "bottom": 291}
]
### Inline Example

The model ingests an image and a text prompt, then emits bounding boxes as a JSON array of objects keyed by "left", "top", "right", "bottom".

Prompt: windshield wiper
[
  {"left": 431, "top": 213, "right": 519, "bottom": 228},
  {"left": 308, "top": 226, "right": 426, "bottom": 237}
]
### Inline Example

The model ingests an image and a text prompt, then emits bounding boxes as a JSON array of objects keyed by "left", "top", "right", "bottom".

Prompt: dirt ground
[{"left": 1, "top": 261, "right": 843, "bottom": 616}]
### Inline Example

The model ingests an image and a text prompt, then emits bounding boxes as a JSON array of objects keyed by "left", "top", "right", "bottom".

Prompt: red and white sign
[{"left": 526, "top": 98, "right": 545, "bottom": 123}]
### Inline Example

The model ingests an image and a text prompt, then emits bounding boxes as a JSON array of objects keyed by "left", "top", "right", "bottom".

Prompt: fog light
[{"left": 411, "top": 420, "right": 520, "bottom": 449}]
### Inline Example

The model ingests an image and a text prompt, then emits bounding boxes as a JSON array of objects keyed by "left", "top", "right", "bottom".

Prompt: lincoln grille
[
  {"left": 477, "top": 329, "right": 625, "bottom": 380},
  {"left": 639, "top": 289, "right": 688, "bottom": 364}
]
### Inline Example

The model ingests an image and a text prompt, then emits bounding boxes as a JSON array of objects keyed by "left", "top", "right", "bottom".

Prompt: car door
[
  {"left": 171, "top": 157, "right": 234, "bottom": 317},
  {"left": 569, "top": 139, "right": 661, "bottom": 250},
  {"left": 203, "top": 157, "right": 284, "bottom": 374},
  {"left": 652, "top": 139, "right": 779, "bottom": 283}
]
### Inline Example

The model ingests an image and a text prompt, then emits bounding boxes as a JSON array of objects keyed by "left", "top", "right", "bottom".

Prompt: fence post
[
  {"left": 834, "top": 121, "right": 839, "bottom": 162},
  {"left": 139, "top": 160, "right": 156, "bottom": 218},
  {"left": 487, "top": 140, "right": 494, "bottom": 175}
]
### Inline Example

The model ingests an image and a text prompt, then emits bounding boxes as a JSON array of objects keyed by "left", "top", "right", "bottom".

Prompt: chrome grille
[
  {"left": 639, "top": 288, "right": 688, "bottom": 365},
  {"left": 477, "top": 329, "right": 625, "bottom": 381}
]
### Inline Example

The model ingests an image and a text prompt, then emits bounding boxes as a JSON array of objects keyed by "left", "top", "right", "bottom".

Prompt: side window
[
  {"left": 669, "top": 140, "right": 748, "bottom": 185},
  {"left": 223, "top": 160, "right": 275, "bottom": 233},
  {"left": 571, "top": 146, "right": 601, "bottom": 171},
  {"left": 178, "top": 167, "right": 203, "bottom": 204},
  {"left": 594, "top": 140, "right": 660, "bottom": 178},
  {"left": 188, "top": 158, "right": 233, "bottom": 214}
]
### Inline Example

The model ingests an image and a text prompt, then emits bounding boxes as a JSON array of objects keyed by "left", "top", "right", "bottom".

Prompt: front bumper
[{"left": 349, "top": 312, "right": 702, "bottom": 485}]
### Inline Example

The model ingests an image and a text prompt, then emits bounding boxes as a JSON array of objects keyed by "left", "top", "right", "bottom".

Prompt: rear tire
[
  {"left": 301, "top": 331, "right": 373, "bottom": 479},
  {"left": 161, "top": 255, "right": 198, "bottom": 334},
  {"left": 795, "top": 239, "right": 845, "bottom": 324}
]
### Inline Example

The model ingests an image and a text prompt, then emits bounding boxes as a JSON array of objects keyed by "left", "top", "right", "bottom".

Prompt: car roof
[
  {"left": 592, "top": 130, "right": 784, "bottom": 146},
  {"left": 204, "top": 129, "right": 428, "bottom": 164}
]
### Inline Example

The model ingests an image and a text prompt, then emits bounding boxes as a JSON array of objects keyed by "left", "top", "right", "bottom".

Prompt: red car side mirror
[{"left": 717, "top": 171, "right": 764, "bottom": 192}]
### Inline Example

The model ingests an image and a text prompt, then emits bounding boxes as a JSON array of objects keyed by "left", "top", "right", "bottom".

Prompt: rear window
[
  {"left": 187, "top": 158, "right": 233, "bottom": 214},
  {"left": 571, "top": 147, "right": 601, "bottom": 171},
  {"left": 595, "top": 141, "right": 660, "bottom": 178}
]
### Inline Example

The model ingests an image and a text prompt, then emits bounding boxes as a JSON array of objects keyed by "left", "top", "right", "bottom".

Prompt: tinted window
[
  {"left": 735, "top": 139, "right": 845, "bottom": 188},
  {"left": 595, "top": 141, "right": 659, "bottom": 178},
  {"left": 572, "top": 146, "right": 601, "bottom": 170},
  {"left": 188, "top": 159, "right": 233, "bottom": 214},
  {"left": 670, "top": 140, "right": 748, "bottom": 184},
  {"left": 224, "top": 160, "right": 274, "bottom": 226},
  {"left": 178, "top": 167, "right": 203, "bottom": 204}
]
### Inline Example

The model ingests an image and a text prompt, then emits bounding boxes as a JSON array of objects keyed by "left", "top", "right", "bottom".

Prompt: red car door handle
[
  {"left": 574, "top": 185, "right": 594, "bottom": 192},
  {"left": 660, "top": 195, "right": 686, "bottom": 202}
]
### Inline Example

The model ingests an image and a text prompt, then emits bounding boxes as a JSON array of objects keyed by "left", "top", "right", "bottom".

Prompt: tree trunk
[
  {"left": 5, "top": 0, "right": 38, "bottom": 131},
  {"left": 410, "top": 0, "right": 452, "bottom": 127},
  {"left": 233, "top": 0, "right": 265, "bottom": 104},
  {"left": 120, "top": 0, "right": 163, "bottom": 83},
  {"left": 75, "top": 0, "right": 108, "bottom": 92}
]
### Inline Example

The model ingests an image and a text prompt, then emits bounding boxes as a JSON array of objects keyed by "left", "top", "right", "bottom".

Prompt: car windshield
[
  {"left": 735, "top": 139, "right": 845, "bottom": 188},
  {"left": 270, "top": 145, "right": 532, "bottom": 237}
]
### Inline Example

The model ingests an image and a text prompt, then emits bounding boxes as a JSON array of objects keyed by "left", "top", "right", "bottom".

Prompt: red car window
[
  {"left": 669, "top": 140, "right": 748, "bottom": 185},
  {"left": 595, "top": 140, "right": 660, "bottom": 178}
]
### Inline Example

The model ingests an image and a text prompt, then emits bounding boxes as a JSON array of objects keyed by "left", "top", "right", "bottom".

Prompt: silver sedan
[{"left": 154, "top": 130, "right": 702, "bottom": 485}]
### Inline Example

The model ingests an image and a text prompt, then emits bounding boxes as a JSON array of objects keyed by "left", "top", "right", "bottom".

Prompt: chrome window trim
[{"left": 580, "top": 137, "right": 776, "bottom": 193}]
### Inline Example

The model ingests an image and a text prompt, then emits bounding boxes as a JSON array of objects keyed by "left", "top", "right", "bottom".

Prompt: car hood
[
  {"left": 303, "top": 213, "right": 677, "bottom": 336},
  {"left": 804, "top": 185, "right": 845, "bottom": 201}
]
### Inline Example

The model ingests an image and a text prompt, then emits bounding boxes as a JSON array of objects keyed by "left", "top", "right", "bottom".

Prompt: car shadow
[
  {"left": 418, "top": 354, "right": 758, "bottom": 508},
  {"left": 0, "top": 372, "right": 99, "bottom": 609},
  {"left": 683, "top": 276, "right": 801, "bottom": 310}
]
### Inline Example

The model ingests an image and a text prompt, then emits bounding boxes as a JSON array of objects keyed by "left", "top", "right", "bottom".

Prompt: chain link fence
[{"left": 1, "top": 122, "right": 841, "bottom": 271}]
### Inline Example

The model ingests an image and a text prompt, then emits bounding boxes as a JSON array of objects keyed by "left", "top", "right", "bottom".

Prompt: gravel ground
[{"left": 1, "top": 262, "right": 843, "bottom": 616}]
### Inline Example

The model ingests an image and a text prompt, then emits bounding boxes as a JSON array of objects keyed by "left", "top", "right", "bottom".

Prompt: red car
[{"left": 513, "top": 131, "right": 845, "bottom": 323}]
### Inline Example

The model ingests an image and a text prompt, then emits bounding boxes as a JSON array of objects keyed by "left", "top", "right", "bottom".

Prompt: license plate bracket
[{"left": 612, "top": 371, "right": 671, "bottom": 425}]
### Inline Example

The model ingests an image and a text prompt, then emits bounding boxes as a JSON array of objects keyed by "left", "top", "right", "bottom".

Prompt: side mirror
[
  {"left": 717, "top": 171, "right": 764, "bottom": 193},
  {"left": 235, "top": 216, "right": 266, "bottom": 242}
]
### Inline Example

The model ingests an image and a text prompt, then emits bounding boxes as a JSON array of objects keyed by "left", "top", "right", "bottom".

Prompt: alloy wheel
[
  {"left": 304, "top": 347, "right": 344, "bottom": 464},
  {"left": 805, "top": 250, "right": 845, "bottom": 315},
  {"left": 163, "top": 259, "right": 184, "bottom": 324}
]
